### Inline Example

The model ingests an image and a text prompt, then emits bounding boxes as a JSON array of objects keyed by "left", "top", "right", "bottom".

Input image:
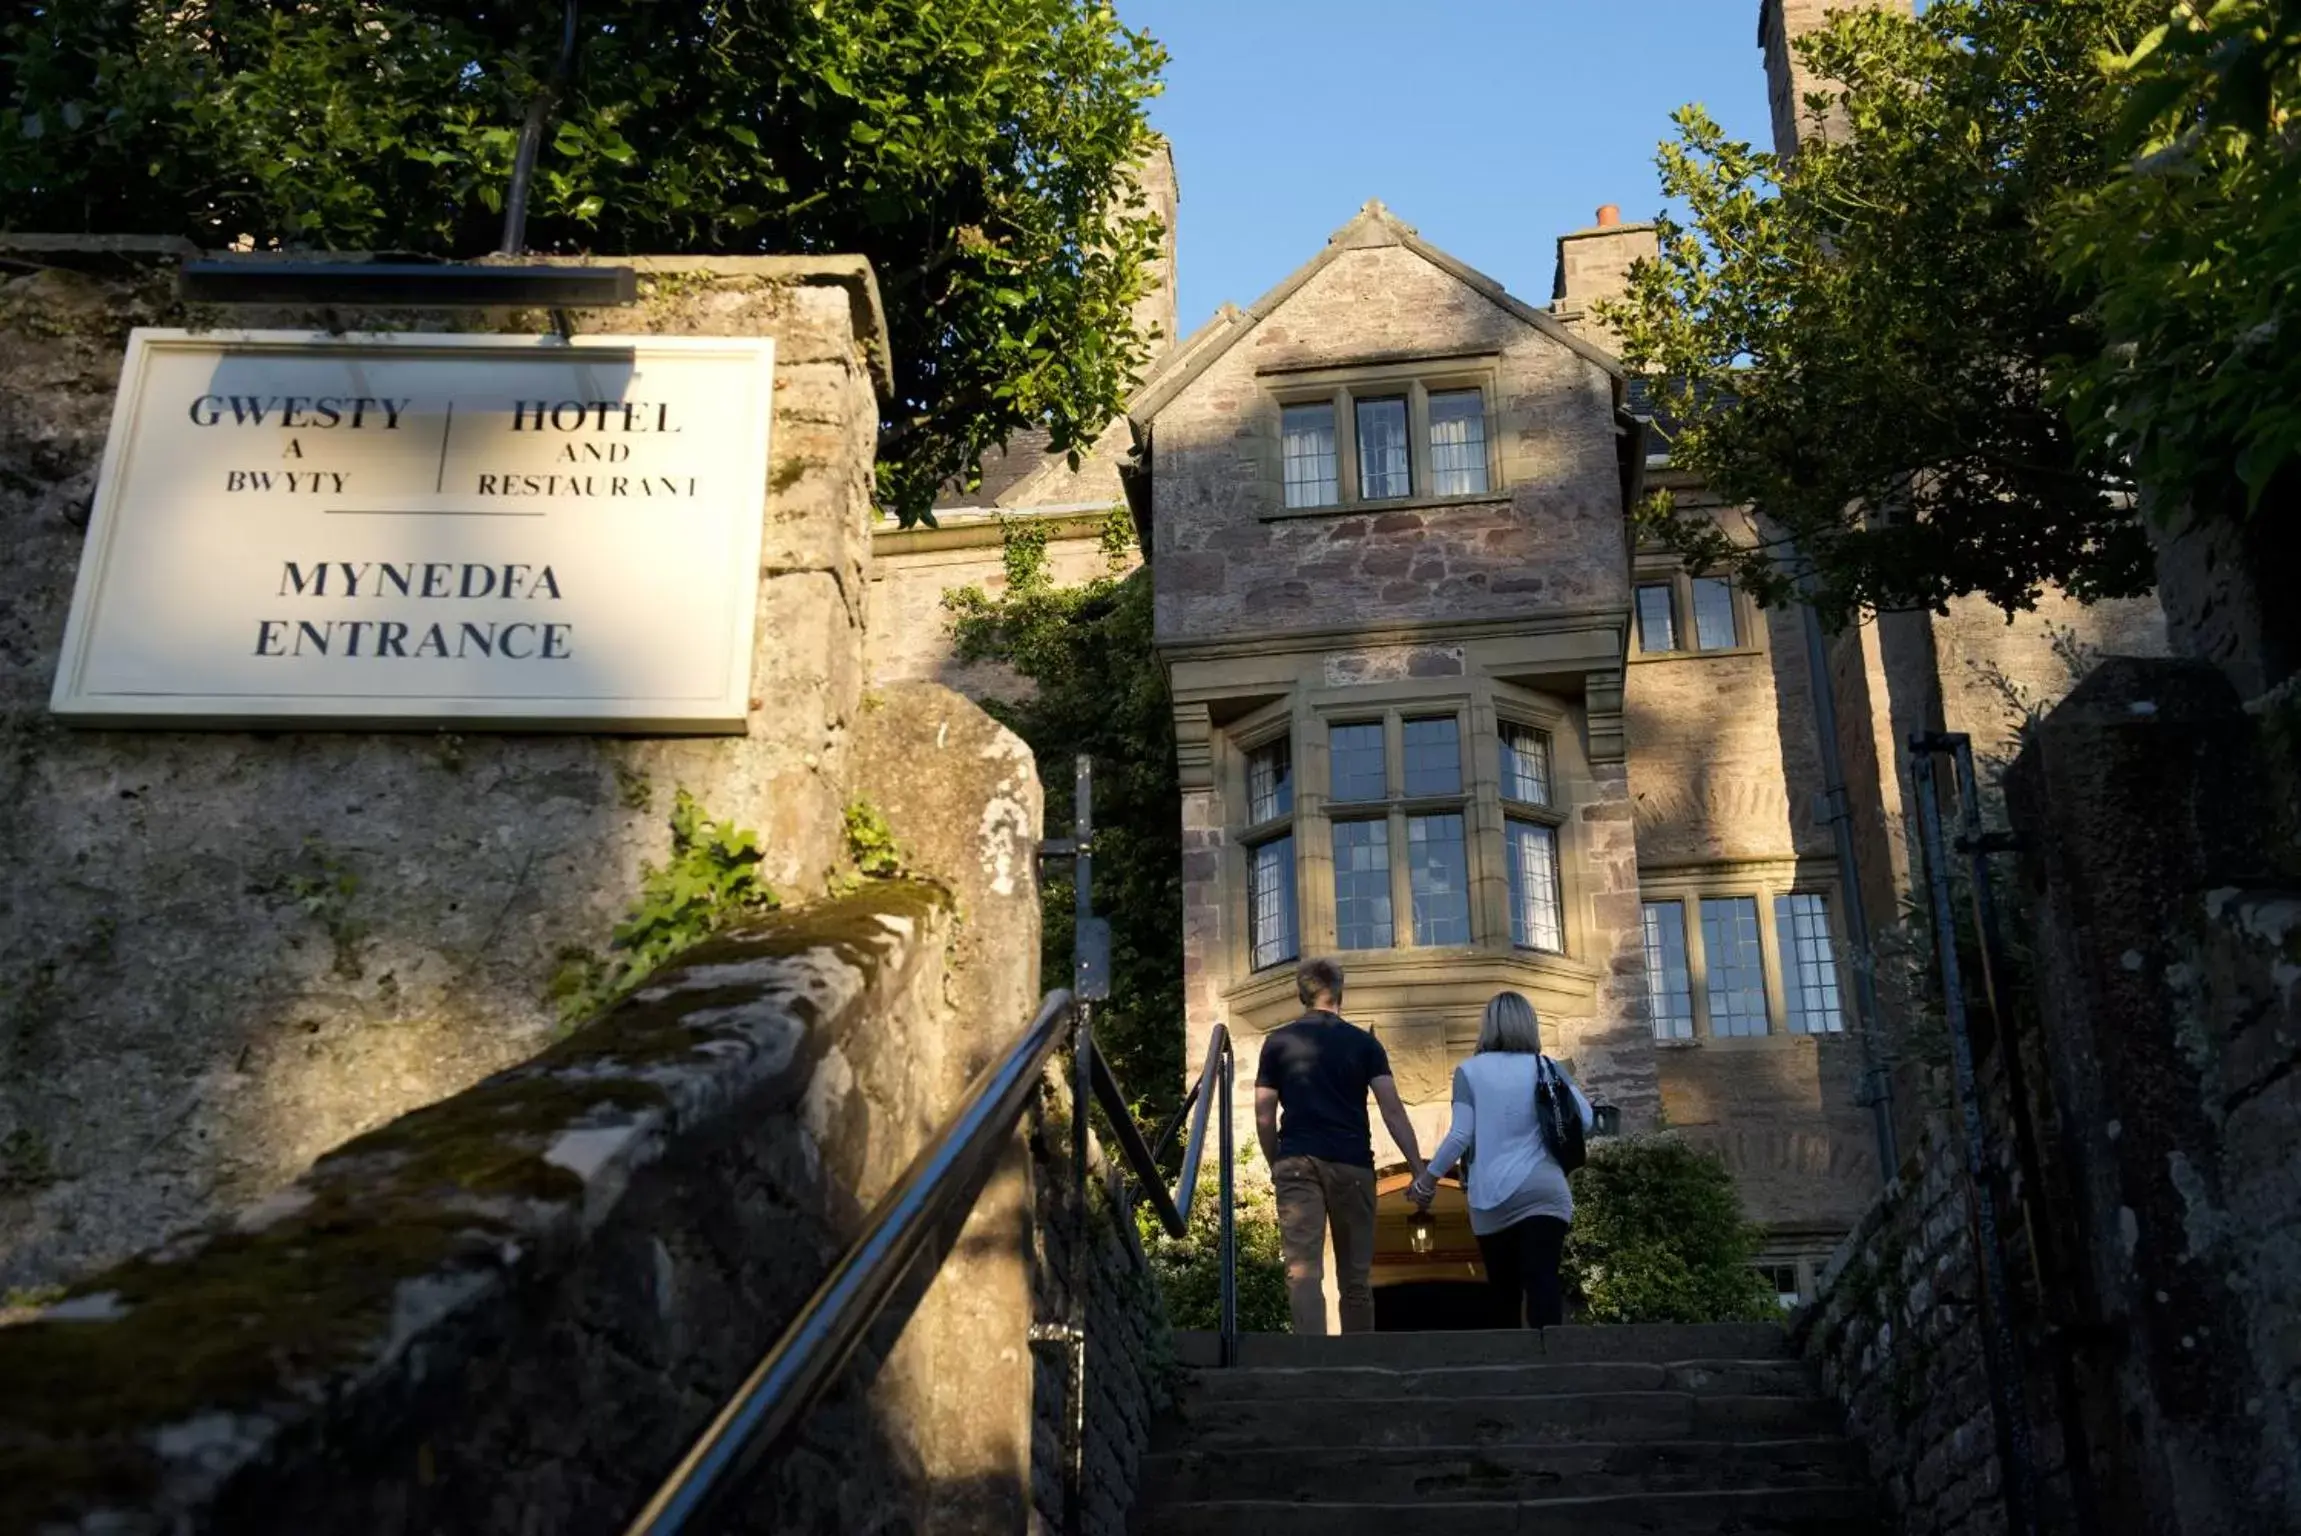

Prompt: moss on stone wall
[{"left": 0, "top": 880, "right": 950, "bottom": 1532}]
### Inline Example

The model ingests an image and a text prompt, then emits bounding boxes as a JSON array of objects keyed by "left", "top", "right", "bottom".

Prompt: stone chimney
[
  {"left": 1759, "top": 0, "right": 1913, "bottom": 159},
  {"left": 1127, "top": 136, "right": 1179, "bottom": 359},
  {"left": 1551, "top": 204, "right": 1658, "bottom": 353}
]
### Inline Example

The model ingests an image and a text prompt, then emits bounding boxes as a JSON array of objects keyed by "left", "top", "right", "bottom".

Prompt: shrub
[
  {"left": 1564, "top": 1135, "right": 1780, "bottom": 1324},
  {"left": 1138, "top": 1151, "right": 1289, "bottom": 1334}
]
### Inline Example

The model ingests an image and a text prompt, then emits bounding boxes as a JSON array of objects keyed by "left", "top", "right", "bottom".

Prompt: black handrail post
[
  {"left": 1062, "top": 755, "right": 1096, "bottom": 1536},
  {"left": 1217, "top": 1039, "right": 1237, "bottom": 1368},
  {"left": 1910, "top": 742, "right": 2040, "bottom": 1536}
]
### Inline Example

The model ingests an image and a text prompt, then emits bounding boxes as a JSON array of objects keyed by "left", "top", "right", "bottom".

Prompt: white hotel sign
[{"left": 51, "top": 330, "right": 776, "bottom": 731}]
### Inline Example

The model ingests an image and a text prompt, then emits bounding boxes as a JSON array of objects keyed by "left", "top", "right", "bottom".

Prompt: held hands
[{"left": 1406, "top": 1168, "right": 1437, "bottom": 1210}]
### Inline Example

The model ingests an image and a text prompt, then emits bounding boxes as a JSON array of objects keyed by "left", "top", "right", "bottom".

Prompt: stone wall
[
  {"left": 1805, "top": 655, "right": 2301, "bottom": 1536},
  {"left": 1027, "top": 1091, "right": 1170, "bottom": 1536},
  {"left": 1, "top": 675, "right": 1168, "bottom": 1534},
  {"left": 868, "top": 512, "right": 1134, "bottom": 699},
  {"left": 1, "top": 881, "right": 997, "bottom": 1535},
  {"left": 1799, "top": 1105, "right": 2067, "bottom": 1536},
  {"left": 0, "top": 243, "right": 885, "bottom": 1289},
  {"left": 2002, "top": 657, "right": 2301, "bottom": 1535}
]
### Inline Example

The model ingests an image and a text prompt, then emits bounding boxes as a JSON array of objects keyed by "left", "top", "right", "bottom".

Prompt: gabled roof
[{"left": 1128, "top": 200, "right": 1625, "bottom": 428}]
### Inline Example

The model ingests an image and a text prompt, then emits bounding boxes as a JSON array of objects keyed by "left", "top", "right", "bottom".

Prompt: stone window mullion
[
  {"left": 1756, "top": 884, "right": 1791, "bottom": 1034},
  {"left": 1466, "top": 696, "right": 1510, "bottom": 951},
  {"left": 1407, "top": 380, "right": 1432, "bottom": 500},
  {"left": 1686, "top": 897, "right": 1715, "bottom": 1040},
  {"left": 1332, "top": 387, "right": 1359, "bottom": 508}
]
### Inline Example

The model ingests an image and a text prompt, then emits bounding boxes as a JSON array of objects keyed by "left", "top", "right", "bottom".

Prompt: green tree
[
  {"left": 0, "top": 0, "right": 1167, "bottom": 521},
  {"left": 2056, "top": 1, "right": 2301, "bottom": 522},
  {"left": 943, "top": 515, "right": 1184, "bottom": 1124},
  {"left": 1603, "top": 0, "right": 2159, "bottom": 625},
  {"left": 1564, "top": 1136, "right": 1780, "bottom": 1325}
]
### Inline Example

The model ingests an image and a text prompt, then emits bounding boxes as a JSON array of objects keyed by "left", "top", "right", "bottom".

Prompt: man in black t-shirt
[{"left": 1254, "top": 956, "right": 1427, "bottom": 1334}]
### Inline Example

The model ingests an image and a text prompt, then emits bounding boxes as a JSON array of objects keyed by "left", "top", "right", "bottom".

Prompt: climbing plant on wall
[
  {"left": 943, "top": 514, "right": 1185, "bottom": 1127},
  {"left": 0, "top": 0, "right": 1169, "bottom": 523}
]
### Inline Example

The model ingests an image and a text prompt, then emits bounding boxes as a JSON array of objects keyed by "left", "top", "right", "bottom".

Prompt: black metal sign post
[{"left": 1034, "top": 755, "right": 1109, "bottom": 1536}]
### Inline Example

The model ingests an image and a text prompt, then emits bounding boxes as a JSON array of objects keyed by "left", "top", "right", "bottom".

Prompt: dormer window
[{"left": 1265, "top": 364, "right": 1500, "bottom": 516}]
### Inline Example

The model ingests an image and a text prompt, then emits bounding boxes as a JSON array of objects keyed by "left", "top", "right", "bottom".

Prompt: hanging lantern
[{"left": 1408, "top": 1209, "right": 1436, "bottom": 1256}]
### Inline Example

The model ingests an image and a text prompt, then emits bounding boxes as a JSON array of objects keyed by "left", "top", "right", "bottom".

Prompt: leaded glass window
[
  {"left": 1428, "top": 389, "right": 1488, "bottom": 496},
  {"left": 1356, "top": 396, "right": 1411, "bottom": 500},
  {"left": 1506, "top": 819, "right": 1563, "bottom": 952},
  {"left": 1642, "top": 901, "right": 1695, "bottom": 1039},
  {"left": 1332, "top": 821, "right": 1393, "bottom": 950},
  {"left": 1636, "top": 584, "right": 1677, "bottom": 653},
  {"left": 1499, "top": 722, "right": 1551, "bottom": 805},
  {"left": 1776, "top": 893, "right": 1845, "bottom": 1034},
  {"left": 1329, "top": 722, "right": 1386, "bottom": 803},
  {"left": 1247, "top": 738, "right": 1292, "bottom": 825},
  {"left": 1701, "top": 896, "right": 1769, "bottom": 1036},
  {"left": 1401, "top": 716, "right": 1462, "bottom": 797},
  {"left": 1281, "top": 402, "right": 1338, "bottom": 509},
  {"left": 1248, "top": 835, "right": 1297, "bottom": 970},
  {"left": 1407, "top": 813, "right": 1471, "bottom": 946},
  {"left": 1692, "top": 577, "right": 1739, "bottom": 651}
]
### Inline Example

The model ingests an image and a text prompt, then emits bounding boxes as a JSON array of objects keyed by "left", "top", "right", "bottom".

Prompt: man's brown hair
[{"left": 1296, "top": 956, "right": 1345, "bottom": 1009}]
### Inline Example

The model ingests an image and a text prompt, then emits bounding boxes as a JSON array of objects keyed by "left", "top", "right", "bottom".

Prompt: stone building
[{"left": 866, "top": 0, "right": 2168, "bottom": 1315}]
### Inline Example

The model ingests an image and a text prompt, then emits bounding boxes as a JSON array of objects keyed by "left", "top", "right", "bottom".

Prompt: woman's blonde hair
[{"left": 1475, "top": 991, "right": 1544, "bottom": 1055}]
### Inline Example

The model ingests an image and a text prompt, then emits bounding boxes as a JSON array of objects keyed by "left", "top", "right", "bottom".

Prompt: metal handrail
[
  {"left": 624, "top": 989, "right": 1075, "bottom": 1536},
  {"left": 1092, "top": 1024, "right": 1236, "bottom": 1356},
  {"left": 623, "top": 995, "right": 1239, "bottom": 1535}
]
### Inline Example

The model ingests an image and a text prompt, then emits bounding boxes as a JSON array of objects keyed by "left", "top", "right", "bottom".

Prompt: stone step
[
  {"left": 1171, "top": 1324, "right": 1795, "bottom": 1370},
  {"left": 1133, "top": 1486, "right": 1884, "bottom": 1536},
  {"left": 1159, "top": 1391, "right": 1844, "bottom": 1452},
  {"left": 1178, "top": 1358, "right": 1822, "bottom": 1404},
  {"left": 1142, "top": 1437, "right": 1869, "bottom": 1505}
]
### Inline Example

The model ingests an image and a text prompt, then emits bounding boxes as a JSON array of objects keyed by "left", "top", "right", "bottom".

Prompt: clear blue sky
[{"left": 1118, "top": 0, "right": 1776, "bottom": 335}]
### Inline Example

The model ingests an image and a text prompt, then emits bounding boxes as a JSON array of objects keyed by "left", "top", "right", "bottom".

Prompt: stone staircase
[{"left": 1134, "top": 1323, "right": 1884, "bottom": 1535}]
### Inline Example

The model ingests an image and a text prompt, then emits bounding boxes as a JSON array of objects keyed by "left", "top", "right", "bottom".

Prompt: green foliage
[
  {"left": 0, "top": 0, "right": 1169, "bottom": 522},
  {"left": 1602, "top": 0, "right": 2159, "bottom": 625},
  {"left": 2056, "top": 0, "right": 2301, "bottom": 520},
  {"left": 944, "top": 514, "right": 1183, "bottom": 1124},
  {"left": 1137, "top": 1153, "right": 1291, "bottom": 1334},
  {"left": 1563, "top": 1136, "right": 1780, "bottom": 1324},
  {"left": 551, "top": 788, "right": 778, "bottom": 1027},
  {"left": 276, "top": 839, "right": 366, "bottom": 980},
  {"left": 1, "top": 1284, "right": 65, "bottom": 1314},
  {"left": 842, "top": 800, "right": 905, "bottom": 879}
]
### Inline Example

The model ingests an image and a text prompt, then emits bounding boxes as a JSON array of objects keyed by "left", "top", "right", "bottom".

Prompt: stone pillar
[{"left": 2005, "top": 656, "right": 2301, "bottom": 1536}]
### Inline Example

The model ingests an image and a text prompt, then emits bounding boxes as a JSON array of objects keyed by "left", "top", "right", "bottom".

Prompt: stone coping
[
  {"left": 0, "top": 237, "right": 895, "bottom": 396},
  {"left": 0, "top": 880, "right": 949, "bottom": 1533}
]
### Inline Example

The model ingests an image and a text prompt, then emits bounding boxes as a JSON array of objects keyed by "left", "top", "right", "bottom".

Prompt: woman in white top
[{"left": 1408, "top": 992, "right": 1594, "bottom": 1328}]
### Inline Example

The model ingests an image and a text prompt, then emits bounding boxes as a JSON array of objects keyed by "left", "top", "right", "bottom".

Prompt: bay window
[
  {"left": 1244, "top": 737, "right": 1298, "bottom": 970},
  {"left": 1227, "top": 692, "right": 1581, "bottom": 975}
]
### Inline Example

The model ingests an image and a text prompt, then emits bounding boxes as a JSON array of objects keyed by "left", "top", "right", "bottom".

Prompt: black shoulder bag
[{"left": 1535, "top": 1055, "right": 1587, "bottom": 1175}]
